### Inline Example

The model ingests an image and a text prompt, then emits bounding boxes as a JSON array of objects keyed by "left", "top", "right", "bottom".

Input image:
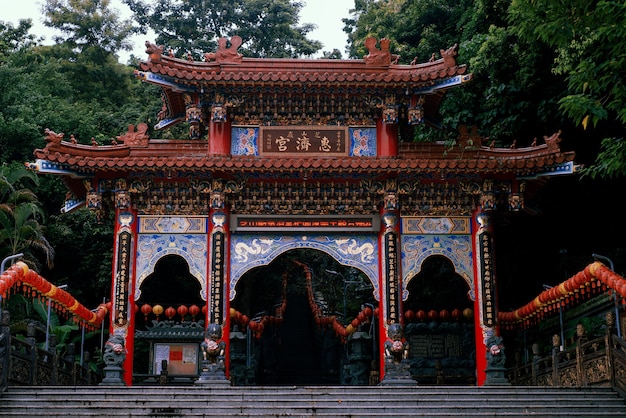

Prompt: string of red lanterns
[
  {"left": 498, "top": 262, "right": 626, "bottom": 329},
  {"left": 228, "top": 260, "right": 379, "bottom": 340},
  {"left": 403, "top": 307, "right": 474, "bottom": 323},
  {"left": 139, "top": 303, "right": 204, "bottom": 322},
  {"left": 0, "top": 262, "right": 109, "bottom": 330}
]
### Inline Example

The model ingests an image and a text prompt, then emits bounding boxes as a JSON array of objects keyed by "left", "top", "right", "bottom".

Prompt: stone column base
[{"left": 99, "top": 366, "right": 125, "bottom": 386}]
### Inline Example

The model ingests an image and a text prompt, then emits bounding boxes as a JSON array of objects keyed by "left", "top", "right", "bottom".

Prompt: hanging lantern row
[
  {"left": 0, "top": 262, "right": 109, "bottom": 330},
  {"left": 229, "top": 260, "right": 378, "bottom": 340},
  {"left": 295, "top": 259, "right": 377, "bottom": 340},
  {"left": 404, "top": 308, "right": 474, "bottom": 323},
  {"left": 139, "top": 303, "right": 204, "bottom": 322},
  {"left": 498, "top": 262, "right": 626, "bottom": 330}
]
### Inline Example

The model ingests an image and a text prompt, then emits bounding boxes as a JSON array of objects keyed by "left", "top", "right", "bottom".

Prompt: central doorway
[{"left": 230, "top": 249, "right": 376, "bottom": 385}]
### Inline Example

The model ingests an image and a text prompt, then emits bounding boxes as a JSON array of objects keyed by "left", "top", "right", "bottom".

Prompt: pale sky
[{"left": 1, "top": 0, "right": 354, "bottom": 61}]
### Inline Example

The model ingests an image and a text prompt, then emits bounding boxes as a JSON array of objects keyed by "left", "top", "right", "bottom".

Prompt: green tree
[
  {"left": 508, "top": 0, "right": 626, "bottom": 178},
  {"left": 0, "top": 163, "right": 55, "bottom": 270},
  {"left": 44, "top": 209, "right": 113, "bottom": 307},
  {"left": 124, "top": 0, "right": 322, "bottom": 58},
  {"left": 344, "top": 0, "right": 472, "bottom": 62},
  {"left": 42, "top": 0, "right": 136, "bottom": 56},
  {"left": 0, "top": 19, "right": 38, "bottom": 59}
]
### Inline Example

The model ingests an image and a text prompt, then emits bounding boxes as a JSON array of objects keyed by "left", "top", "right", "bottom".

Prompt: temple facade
[{"left": 30, "top": 37, "right": 576, "bottom": 386}]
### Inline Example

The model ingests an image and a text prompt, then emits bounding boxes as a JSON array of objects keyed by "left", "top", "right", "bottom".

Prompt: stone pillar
[
  {"left": 378, "top": 185, "right": 414, "bottom": 384},
  {"left": 110, "top": 180, "right": 137, "bottom": 386},
  {"left": 197, "top": 182, "right": 230, "bottom": 385},
  {"left": 473, "top": 210, "right": 509, "bottom": 385}
]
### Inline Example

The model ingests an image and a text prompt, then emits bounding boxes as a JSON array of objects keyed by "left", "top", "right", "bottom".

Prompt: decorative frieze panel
[
  {"left": 229, "top": 234, "right": 379, "bottom": 300},
  {"left": 95, "top": 177, "right": 521, "bottom": 218},
  {"left": 139, "top": 216, "right": 207, "bottom": 233},
  {"left": 402, "top": 216, "right": 470, "bottom": 235}
]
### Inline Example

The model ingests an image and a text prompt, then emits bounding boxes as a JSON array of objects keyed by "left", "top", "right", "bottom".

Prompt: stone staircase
[{"left": 2, "top": 385, "right": 626, "bottom": 417}]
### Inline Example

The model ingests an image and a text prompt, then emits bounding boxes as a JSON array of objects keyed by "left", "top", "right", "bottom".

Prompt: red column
[
  {"left": 208, "top": 118, "right": 232, "bottom": 155},
  {"left": 377, "top": 206, "right": 402, "bottom": 381},
  {"left": 108, "top": 206, "right": 138, "bottom": 386},
  {"left": 376, "top": 117, "right": 398, "bottom": 157},
  {"left": 472, "top": 209, "right": 501, "bottom": 385},
  {"left": 207, "top": 201, "right": 230, "bottom": 377}
]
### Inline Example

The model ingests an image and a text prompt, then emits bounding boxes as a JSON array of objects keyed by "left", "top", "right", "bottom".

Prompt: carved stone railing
[
  {"left": 0, "top": 310, "right": 98, "bottom": 393},
  {"left": 507, "top": 314, "right": 626, "bottom": 398}
]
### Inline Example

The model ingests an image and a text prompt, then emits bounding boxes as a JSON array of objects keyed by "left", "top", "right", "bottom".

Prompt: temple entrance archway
[
  {"left": 133, "top": 254, "right": 206, "bottom": 377},
  {"left": 230, "top": 249, "right": 377, "bottom": 385},
  {"left": 403, "top": 255, "right": 477, "bottom": 384}
]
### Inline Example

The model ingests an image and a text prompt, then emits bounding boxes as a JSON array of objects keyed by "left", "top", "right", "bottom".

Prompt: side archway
[{"left": 135, "top": 233, "right": 208, "bottom": 301}]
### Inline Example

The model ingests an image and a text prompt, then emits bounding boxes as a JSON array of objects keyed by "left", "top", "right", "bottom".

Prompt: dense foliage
[
  {"left": 123, "top": 0, "right": 322, "bottom": 58},
  {"left": 0, "top": 0, "right": 624, "bottom": 314}
]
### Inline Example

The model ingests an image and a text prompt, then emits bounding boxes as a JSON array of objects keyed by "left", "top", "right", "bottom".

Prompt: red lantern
[
  {"left": 404, "top": 310, "right": 415, "bottom": 322},
  {"left": 165, "top": 306, "right": 176, "bottom": 320},
  {"left": 177, "top": 305, "right": 188, "bottom": 319},
  {"left": 428, "top": 310, "right": 438, "bottom": 321},
  {"left": 189, "top": 304, "right": 200, "bottom": 320},
  {"left": 451, "top": 308, "right": 462, "bottom": 321},
  {"left": 416, "top": 310, "right": 427, "bottom": 322},
  {"left": 439, "top": 309, "right": 450, "bottom": 321}
]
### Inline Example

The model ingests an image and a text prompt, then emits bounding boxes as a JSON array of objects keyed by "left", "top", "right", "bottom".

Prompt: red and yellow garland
[
  {"left": 0, "top": 261, "right": 109, "bottom": 330},
  {"left": 498, "top": 262, "right": 626, "bottom": 329}
]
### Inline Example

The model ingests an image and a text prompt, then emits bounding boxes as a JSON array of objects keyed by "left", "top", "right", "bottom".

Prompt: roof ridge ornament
[
  {"left": 145, "top": 41, "right": 164, "bottom": 63},
  {"left": 441, "top": 43, "right": 459, "bottom": 67},
  {"left": 363, "top": 37, "right": 400, "bottom": 66},
  {"left": 116, "top": 123, "right": 150, "bottom": 147},
  {"left": 204, "top": 36, "right": 243, "bottom": 64}
]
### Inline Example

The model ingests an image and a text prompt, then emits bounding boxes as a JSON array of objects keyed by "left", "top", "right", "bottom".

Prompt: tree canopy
[
  {"left": 0, "top": 0, "right": 625, "bottom": 313},
  {"left": 123, "top": 0, "right": 322, "bottom": 58}
]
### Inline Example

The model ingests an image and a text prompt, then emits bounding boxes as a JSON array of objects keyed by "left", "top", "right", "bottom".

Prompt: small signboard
[
  {"left": 259, "top": 126, "right": 349, "bottom": 156},
  {"left": 153, "top": 343, "right": 199, "bottom": 375},
  {"left": 230, "top": 214, "right": 379, "bottom": 232}
]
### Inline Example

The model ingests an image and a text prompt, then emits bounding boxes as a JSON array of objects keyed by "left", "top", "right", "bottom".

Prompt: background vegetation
[{"left": 1, "top": 0, "right": 624, "bottom": 316}]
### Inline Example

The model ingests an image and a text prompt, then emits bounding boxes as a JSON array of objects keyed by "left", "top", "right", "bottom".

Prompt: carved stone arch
[
  {"left": 229, "top": 234, "right": 379, "bottom": 301},
  {"left": 135, "top": 234, "right": 208, "bottom": 301},
  {"left": 401, "top": 235, "right": 474, "bottom": 302}
]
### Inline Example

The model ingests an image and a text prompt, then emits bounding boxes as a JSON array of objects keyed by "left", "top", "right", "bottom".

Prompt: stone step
[{"left": 2, "top": 385, "right": 625, "bottom": 417}]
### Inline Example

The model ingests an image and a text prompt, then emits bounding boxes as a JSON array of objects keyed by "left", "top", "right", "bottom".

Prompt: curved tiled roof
[
  {"left": 32, "top": 132, "right": 575, "bottom": 177},
  {"left": 136, "top": 38, "right": 472, "bottom": 128},
  {"left": 138, "top": 38, "right": 468, "bottom": 88}
]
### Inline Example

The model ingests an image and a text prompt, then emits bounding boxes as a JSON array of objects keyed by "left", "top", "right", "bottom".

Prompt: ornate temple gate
[{"left": 30, "top": 36, "right": 577, "bottom": 386}]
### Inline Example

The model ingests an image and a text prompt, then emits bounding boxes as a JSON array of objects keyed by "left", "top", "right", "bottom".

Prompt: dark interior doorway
[
  {"left": 231, "top": 249, "right": 375, "bottom": 385},
  {"left": 403, "top": 255, "right": 476, "bottom": 385},
  {"left": 135, "top": 254, "right": 204, "bottom": 329}
]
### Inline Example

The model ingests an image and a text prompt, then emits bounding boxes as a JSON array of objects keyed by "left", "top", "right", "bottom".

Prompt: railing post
[
  {"left": 0, "top": 310, "right": 10, "bottom": 392},
  {"left": 606, "top": 311, "right": 617, "bottom": 388},
  {"left": 551, "top": 336, "right": 560, "bottom": 386},
  {"left": 26, "top": 322, "right": 36, "bottom": 385},
  {"left": 66, "top": 343, "right": 76, "bottom": 385},
  {"left": 50, "top": 334, "right": 58, "bottom": 385},
  {"left": 531, "top": 343, "right": 540, "bottom": 385},
  {"left": 575, "top": 341, "right": 584, "bottom": 386}
]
